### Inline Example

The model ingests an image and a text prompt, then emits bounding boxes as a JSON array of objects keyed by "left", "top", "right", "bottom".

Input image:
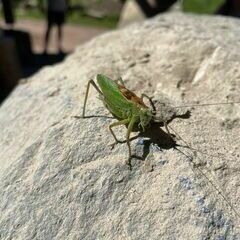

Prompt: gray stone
[{"left": 0, "top": 13, "right": 240, "bottom": 239}]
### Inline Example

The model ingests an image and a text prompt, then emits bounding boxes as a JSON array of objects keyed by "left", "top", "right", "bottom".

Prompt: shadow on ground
[
  {"left": 0, "top": 29, "right": 69, "bottom": 104},
  {"left": 0, "top": 51, "right": 68, "bottom": 104},
  {"left": 79, "top": 109, "right": 191, "bottom": 170},
  {"left": 23, "top": 52, "right": 68, "bottom": 77}
]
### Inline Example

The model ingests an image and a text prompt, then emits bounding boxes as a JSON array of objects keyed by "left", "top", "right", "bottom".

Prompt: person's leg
[
  {"left": 44, "top": 25, "right": 51, "bottom": 53},
  {"left": 2, "top": 0, "right": 15, "bottom": 26},
  {"left": 57, "top": 23, "right": 63, "bottom": 53},
  {"left": 57, "top": 12, "right": 65, "bottom": 53},
  {"left": 44, "top": 11, "right": 53, "bottom": 54}
]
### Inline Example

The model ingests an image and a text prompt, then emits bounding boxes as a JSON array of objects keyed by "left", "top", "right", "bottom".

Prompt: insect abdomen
[{"left": 104, "top": 97, "right": 133, "bottom": 119}]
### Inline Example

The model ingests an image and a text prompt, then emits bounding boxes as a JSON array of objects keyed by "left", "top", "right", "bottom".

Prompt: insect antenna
[
  {"left": 168, "top": 125, "right": 240, "bottom": 220},
  {"left": 178, "top": 144, "right": 224, "bottom": 159},
  {"left": 153, "top": 101, "right": 240, "bottom": 109},
  {"left": 172, "top": 101, "right": 240, "bottom": 109}
]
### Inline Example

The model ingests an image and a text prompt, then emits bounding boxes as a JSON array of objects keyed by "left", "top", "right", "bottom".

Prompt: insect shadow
[
  {"left": 78, "top": 109, "right": 191, "bottom": 162},
  {"left": 129, "top": 110, "right": 191, "bottom": 161}
]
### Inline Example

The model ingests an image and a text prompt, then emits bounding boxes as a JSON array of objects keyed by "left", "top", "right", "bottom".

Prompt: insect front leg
[
  {"left": 141, "top": 93, "right": 156, "bottom": 113},
  {"left": 109, "top": 118, "right": 137, "bottom": 167},
  {"left": 109, "top": 119, "right": 130, "bottom": 145},
  {"left": 125, "top": 117, "right": 137, "bottom": 167},
  {"left": 164, "top": 121, "right": 175, "bottom": 141},
  {"left": 164, "top": 122, "right": 186, "bottom": 142},
  {"left": 82, "top": 79, "right": 103, "bottom": 117}
]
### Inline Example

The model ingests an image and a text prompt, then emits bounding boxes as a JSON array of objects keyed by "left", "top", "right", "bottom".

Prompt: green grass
[
  {"left": 67, "top": 11, "right": 118, "bottom": 29},
  {"left": 182, "top": 0, "right": 225, "bottom": 14},
  {"left": 1, "top": 8, "right": 118, "bottom": 29}
]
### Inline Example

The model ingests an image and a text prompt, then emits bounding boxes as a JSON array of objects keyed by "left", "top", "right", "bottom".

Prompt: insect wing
[{"left": 97, "top": 74, "right": 134, "bottom": 119}]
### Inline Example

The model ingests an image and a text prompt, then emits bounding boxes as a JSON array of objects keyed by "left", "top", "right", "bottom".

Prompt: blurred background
[{"left": 0, "top": 0, "right": 240, "bottom": 104}]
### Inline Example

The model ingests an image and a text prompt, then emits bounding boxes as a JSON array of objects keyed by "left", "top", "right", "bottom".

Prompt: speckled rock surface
[{"left": 0, "top": 13, "right": 240, "bottom": 239}]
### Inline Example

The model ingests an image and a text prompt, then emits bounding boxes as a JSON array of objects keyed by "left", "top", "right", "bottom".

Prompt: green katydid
[{"left": 82, "top": 74, "right": 173, "bottom": 166}]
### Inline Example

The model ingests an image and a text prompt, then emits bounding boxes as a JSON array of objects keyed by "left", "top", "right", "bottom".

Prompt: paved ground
[{"left": 1, "top": 19, "right": 107, "bottom": 54}]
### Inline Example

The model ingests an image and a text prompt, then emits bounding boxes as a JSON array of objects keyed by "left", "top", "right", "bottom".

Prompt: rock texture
[{"left": 1, "top": 13, "right": 240, "bottom": 239}]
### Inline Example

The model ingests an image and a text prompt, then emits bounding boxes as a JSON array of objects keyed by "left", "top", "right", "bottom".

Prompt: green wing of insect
[{"left": 97, "top": 74, "right": 135, "bottom": 119}]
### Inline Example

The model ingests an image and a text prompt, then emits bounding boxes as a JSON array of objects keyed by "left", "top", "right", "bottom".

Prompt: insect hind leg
[
  {"left": 125, "top": 117, "right": 137, "bottom": 168},
  {"left": 82, "top": 79, "right": 103, "bottom": 118}
]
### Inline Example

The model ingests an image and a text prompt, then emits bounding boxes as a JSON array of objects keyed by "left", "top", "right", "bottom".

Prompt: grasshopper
[{"left": 82, "top": 74, "right": 173, "bottom": 166}]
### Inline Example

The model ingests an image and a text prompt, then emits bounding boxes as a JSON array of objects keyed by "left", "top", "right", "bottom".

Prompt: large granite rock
[{"left": 0, "top": 13, "right": 240, "bottom": 239}]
